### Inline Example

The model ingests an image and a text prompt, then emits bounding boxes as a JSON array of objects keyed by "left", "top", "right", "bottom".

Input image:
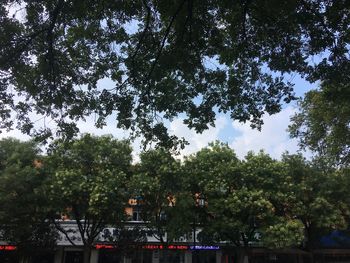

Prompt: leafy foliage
[
  {"left": 262, "top": 219, "right": 304, "bottom": 249},
  {"left": 183, "top": 146, "right": 349, "bottom": 249},
  {"left": 183, "top": 144, "right": 302, "bottom": 248},
  {"left": 130, "top": 148, "right": 191, "bottom": 243},
  {"left": 0, "top": 138, "right": 57, "bottom": 254},
  {"left": 1, "top": 1, "right": 349, "bottom": 146},
  {"left": 289, "top": 86, "right": 350, "bottom": 167},
  {"left": 281, "top": 154, "right": 350, "bottom": 249},
  {"left": 46, "top": 134, "right": 132, "bottom": 262},
  {"left": 0, "top": 136, "right": 349, "bottom": 255}
]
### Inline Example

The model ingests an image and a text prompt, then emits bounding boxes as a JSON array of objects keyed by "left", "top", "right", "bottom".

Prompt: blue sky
[
  {"left": 159, "top": 73, "right": 315, "bottom": 160},
  {"left": 213, "top": 74, "right": 315, "bottom": 159},
  {"left": 0, "top": 74, "right": 315, "bottom": 161}
]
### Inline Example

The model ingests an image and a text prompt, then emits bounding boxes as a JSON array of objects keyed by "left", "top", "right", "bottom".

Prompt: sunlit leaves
[
  {"left": 129, "top": 148, "right": 188, "bottom": 242},
  {"left": 47, "top": 134, "right": 132, "bottom": 249},
  {"left": 289, "top": 85, "right": 350, "bottom": 167},
  {"left": 2, "top": 1, "right": 349, "bottom": 147}
]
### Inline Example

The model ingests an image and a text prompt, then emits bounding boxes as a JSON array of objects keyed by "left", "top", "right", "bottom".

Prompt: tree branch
[
  {"left": 46, "top": 0, "right": 65, "bottom": 96},
  {"left": 131, "top": 0, "right": 152, "bottom": 63},
  {"left": 83, "top": 215, "right": 89, "bottom": 239},
  {"left": 51, "top": 219, "right": 77, "bottom": 247},
  {"left": 240, "top": 0, "right": 251, "bottom": 41},
  {"left": 91, "top": 218, "right": 104, "bottom": 241},
  {"left": 72, "top": 205, "right": 87, "bottom": 245},
  {"left": 106, "top": 0, "right": 152, "bottom": 92},
  {"left": 145, "top": 0, "right": 187, "bottom": 83}
]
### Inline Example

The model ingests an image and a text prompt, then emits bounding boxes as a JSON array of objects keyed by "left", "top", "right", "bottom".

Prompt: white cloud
[
  {"left": 0, "top": 129, "right": 31, "bottom": 141},
  {"left": 230, "top": 106, "right": 300, "bottom": 159},
  {"left": 76, "top": 116, "right": 124, "bottom": 137},
  {"left": 6, "top": 2, "right": 27, "bottom": 22},
  {"left": 169, "top": 116, "right": 228, "bottom": 158},
  {"left": 0, "top": 113, "right": 144, "bottom": 161},
  {"left": 0, "top": 106, "right": 306, "bottom": 162}
]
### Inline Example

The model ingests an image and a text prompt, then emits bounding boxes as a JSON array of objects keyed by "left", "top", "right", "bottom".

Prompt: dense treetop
[
  {"left": 289, "top": 84, "right": 350, "bottom": 167},
  {"left": 0, "top": 136, "right": 350, "bottom": 262},
  {"left": 130, "top": 148, "right": 190, "bottom": 243},
  {"left": 1, "top": 0, "right": 349, "bottom": 147},
  {"left": 46, "top": 134, "right": 133, "bottom": 263},
  {"left": 0, "top": 138, "right": 57, "bottom": 256}
]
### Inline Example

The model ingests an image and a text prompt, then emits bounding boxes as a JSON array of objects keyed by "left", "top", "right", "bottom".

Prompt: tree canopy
[
  {"left": 280, "top": 154, "right": 349, "bottom": 249},
  {"left": 184, "top": 144, "right": 305, "bottom": 250},
  {"left": 130, "top": 148, "right": 191, "bottom": 243},
  {"left": 1, "top": 0, "right": 349, "bottom": 147},
  {"left": 0, "top": 135, "right": 350, "bottom": 262},
  {"left": 289, "top": 84, "right": 350, "bottom": 167},
  {"left": 0, "top": 138, "right": 57, "bottom": 258},
  {"left": 46, "top": 134, "right": 132, "bottom": 263}
]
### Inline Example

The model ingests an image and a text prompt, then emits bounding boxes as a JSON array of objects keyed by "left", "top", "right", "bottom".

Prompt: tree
[
  {"left": 129, "top": 148, "right": 192, "bottom": 263},
  {"left": 46, "top": 134, "right": 132, "bottom": 263},
  {"left": 1, "top": 0, "right": 349, "bottom": 147},
  {"left": 281, "top": 154, "right": 349, "bottom": 250},
  {"left": 237, "top": 151, "right": 305, "bottom": 250},
  {"left": 0, "top": 138, "right": 57, "bottom": 261},
  {"left": 130, "top": 148, "right": 190, "bottom": 244},
  {"left": 183, "top": 142, "right": 243, "bottom": 248},
  {"left": 184, "top": 146, "right": 305, "bottom": 263},
  {"left": 289, "top": 85, "right": 350, "bottom": 167}
]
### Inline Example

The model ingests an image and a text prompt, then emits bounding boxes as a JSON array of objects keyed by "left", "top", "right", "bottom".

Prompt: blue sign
[{"left": 189, "top": 245, "right": 220, "bottom": 250}]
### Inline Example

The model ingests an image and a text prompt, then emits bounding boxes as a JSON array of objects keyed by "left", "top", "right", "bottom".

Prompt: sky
[
  {"left": 167, "top": 76, "right": 313, "bottom": 160},
  {"left": 0, "top": 73, "right": 315, "bottom": 161}
]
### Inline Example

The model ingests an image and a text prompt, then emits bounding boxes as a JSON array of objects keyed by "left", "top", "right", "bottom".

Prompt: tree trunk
[
  {"left": 19, "top": 255, "right": 31, "bottom": 263},
  {"left": 298, "top": 254, "right": 304, "bottom": 263},
  {"left": 83, "top": 246, "right": 92, "bottom": 263},
  {"left": 236, "top": 248, "right": 250, "bottom": 263}
]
